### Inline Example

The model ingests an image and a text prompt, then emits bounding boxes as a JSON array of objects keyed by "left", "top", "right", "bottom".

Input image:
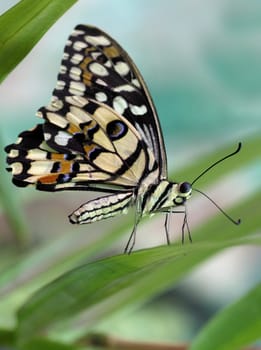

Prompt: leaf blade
[
  {"left": 190, "top": 282, "right": 261, "bottom": 350},
  {"left": 16, "top": 208, "right": 261, "bottom": 345},
  {"left": 0, "top": 0, "right": 78, "bottom": 82}
]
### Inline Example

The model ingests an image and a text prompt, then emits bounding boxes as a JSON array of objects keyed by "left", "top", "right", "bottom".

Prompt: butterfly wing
[
  {"left": 6, "top": 25, "right": 166, "bottom": 193},
  {"left": 6, "top": 95, "right": 157, "bottom": 192},
  {"left": 52, "top": 25, "right": 167, "bottom": 179}
]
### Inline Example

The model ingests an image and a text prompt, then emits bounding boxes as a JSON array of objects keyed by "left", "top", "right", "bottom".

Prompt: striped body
[{"left": 69, "top": 180, "right": 191, "bottom": 224}]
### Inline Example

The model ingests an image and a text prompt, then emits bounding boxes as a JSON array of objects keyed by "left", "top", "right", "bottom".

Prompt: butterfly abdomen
[{"left": 69, "top": 191, "right": 134, "bottom": 224}]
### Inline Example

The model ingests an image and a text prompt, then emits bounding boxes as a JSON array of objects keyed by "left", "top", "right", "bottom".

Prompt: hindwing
[{"left": 6, "top": 96, "right": 157, "bottom": 191}]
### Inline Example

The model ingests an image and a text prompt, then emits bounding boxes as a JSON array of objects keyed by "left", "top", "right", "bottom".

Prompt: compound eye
[{"left": 179, "top": 182, "right": 192, "bottom": 194}]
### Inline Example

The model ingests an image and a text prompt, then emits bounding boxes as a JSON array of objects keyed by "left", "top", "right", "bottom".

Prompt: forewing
[{"left": 52, "top": 24, "right": 167, "bottom": 179}]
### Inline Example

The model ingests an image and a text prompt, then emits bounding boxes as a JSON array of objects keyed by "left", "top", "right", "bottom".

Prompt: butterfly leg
[
  {"left": 124, "top": 218, "right": 140, "bottom": 254},
  {"left": 167, "top": 208, "right": 191, "bottom": 244},
  {"left": 124, "top": 232, "right": 133, "bottom": 254},
  {"left": 164, "top": 212, "right": 171, "bottom": 245},
  {"left": 124, "top": 200, "right": 142, "bottom": 254},
  {"left": 181, "top": 207, "right": 192, "bottom": 243}
]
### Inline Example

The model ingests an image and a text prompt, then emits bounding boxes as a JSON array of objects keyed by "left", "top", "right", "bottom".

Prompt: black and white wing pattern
[
  {"left": 6, "top": 25, "right": 194, "bottom": 234},
  {"left": 5, "top": 25, "right": 167, "bottom": 193},
  {"left": 54, "top": 25, "right": 167, "bottom": 178}
]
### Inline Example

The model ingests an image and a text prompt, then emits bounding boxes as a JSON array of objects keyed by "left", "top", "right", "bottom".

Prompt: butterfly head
[{"left": 173, "top": 181, "right": 192, "bottom": 206}]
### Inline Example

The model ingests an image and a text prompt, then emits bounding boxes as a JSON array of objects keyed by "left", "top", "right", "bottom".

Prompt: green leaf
[
  {"left": 19, "top": 338, "right": 84, "bottom": 350},
  {"left": 0, "top": 0, "right": 78, "bottom": 82},
  {"left": 190, "top": 282, "right": 261, "bottom": 350},
  {"left": 0, "top": 328, "right": 15, "bottom": 347},
  {"left": 0, "top": 133, "right": 28, "bottom": 245},
  {"left": 16, "top": 192, "right": 261, "bottom": 345}
]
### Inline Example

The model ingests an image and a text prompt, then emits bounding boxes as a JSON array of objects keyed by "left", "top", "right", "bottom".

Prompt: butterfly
[{"left": 5, "top": 25, "right": 197, "bottom": 252}]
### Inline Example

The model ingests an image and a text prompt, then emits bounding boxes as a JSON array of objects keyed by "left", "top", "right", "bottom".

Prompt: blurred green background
[{"left": 0, "top": 0, "right": 260, "bottom": 347}]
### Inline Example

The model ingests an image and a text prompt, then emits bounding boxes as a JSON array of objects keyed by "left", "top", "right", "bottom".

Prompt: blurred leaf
[
  {"left": 0, "top": 0, "right": 77, "bottom": 82},
  {"left": 190, "top": 282, "right": 261, "bottom": 350},
  {"left": 0, "top": 328, "right": 15, "bottom": 347},
  {"left": 19, "top": 337, "right": 84, "bottom": 350},
  {"left": 0, "top": 133, "right": 28, "bottom": 245},
  {"left": 15, "top": 190, "right": 261, "bottom": 345}
]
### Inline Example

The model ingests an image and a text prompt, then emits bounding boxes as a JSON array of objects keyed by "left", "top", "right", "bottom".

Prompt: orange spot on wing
[
  {"left": 50, "top": 153, "right": 65, "bottom": 160},
  {"left": 103, "top": 45, "right": 119, "bottom": 58},
  {"left": 80, "top": 56, "right": 93, "bottom": 86},
  {"left": 38, "top": 174, "right": 59, "bottom": 184},
  {"left": 67, "top": 124, "right": 81, "bottom": 134},
  {"left": 38, "top": 160, "right": 74, "bottom": 184},
  {"left": 59, "top": 161, "right": 72, "bottom": 173},
  {"left": 83, "top": 143, "right": 97, "bottom": 156}
]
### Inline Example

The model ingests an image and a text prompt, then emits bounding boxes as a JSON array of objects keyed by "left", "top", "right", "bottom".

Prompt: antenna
[
  {"left": 191, "top": 142, "right": 242, "bottom": 186},
  {"left": 191, "top": 142, "right": 242, "bottom": 226},
  {"left": 193, "top": 188, "right": 241, "bottom": 225}
]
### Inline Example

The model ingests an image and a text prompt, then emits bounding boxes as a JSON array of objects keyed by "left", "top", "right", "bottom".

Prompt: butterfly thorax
[{"left": 139, "top": 180, "right": 192, "bottom": 216}]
